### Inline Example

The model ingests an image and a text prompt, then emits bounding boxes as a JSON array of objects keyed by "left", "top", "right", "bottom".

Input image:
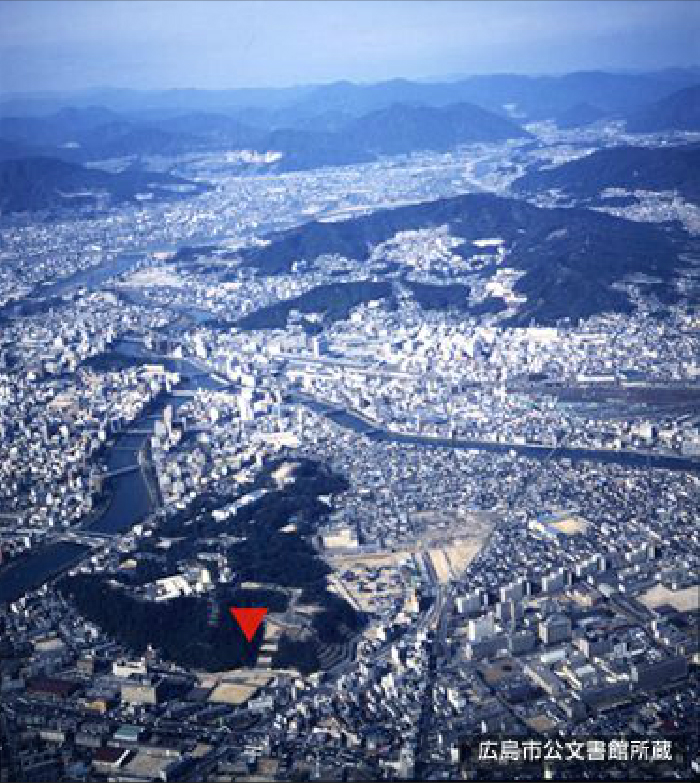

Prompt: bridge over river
[{"left": 55, "top": 530, "right": 121, "bottom": 549}]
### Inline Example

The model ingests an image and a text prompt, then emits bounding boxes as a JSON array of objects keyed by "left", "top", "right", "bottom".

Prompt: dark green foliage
[
  {"left": 170, "top": 245, "right": 219, "bottom": 264},
  {"left": 299, "top": 582, "right": 366, "bottom": 643},
  {"left": 227, "top": 531, "right": 331, "bottom": 587},
  {"left": 236, "top": 281, "right": 395, "bottom": 330},
  {"left": 60, "top": 459, "right": 362, "bottom": 672},
  {"left": 223, "top": 462, "right": 346, "bottom": 586},
  {"left": 404, "top": 280, "right": 471, "bottom": 311},
  {"left": 59, "top": 576, "right": 288, "bottom": 671},
  {"left": 514, "top": 144, "right": 700, "bottom": 203},
  {"left": 625, "top": 85, "right": 700, "bottom": 132},
  {"left": 0, "top": 156, "right": 209, "bottom": 213},
  {"left": 272, "top": 636, "right": 320, "bottom": 674},
  {"left": 310, "top": 591, "right": 365, "bottom": 644},
  {"left": 554, "top": 102, "right": 607, "bottom": 129},
  {"left": 221, "top": 585, "right": 289, "bottom": 613},
  {"left": 236, "top": 192, "right": 687, "bottom": 325},
  {"left": 82, "top": 352, "right": 144, "bottom": 372},
  {"left": 470, "top": 297, "right": 508, "bottom": 317}
]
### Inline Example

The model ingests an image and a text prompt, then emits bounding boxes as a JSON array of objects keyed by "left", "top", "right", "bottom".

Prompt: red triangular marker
[{"left": 229, "top": 607, "right": 267, "bottom": 642}]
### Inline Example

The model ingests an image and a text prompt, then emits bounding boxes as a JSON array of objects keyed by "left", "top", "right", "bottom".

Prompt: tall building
[
  {"left": 539, "top": 614, "right": 572, "bottom": 645},
  {"left": 467, "top": 614, "right": 495, "bottom": 642}
]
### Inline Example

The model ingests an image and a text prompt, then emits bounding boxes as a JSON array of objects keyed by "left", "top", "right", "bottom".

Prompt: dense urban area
[{"left": 0, "top": 66, "right": 699, "bottom": 782}]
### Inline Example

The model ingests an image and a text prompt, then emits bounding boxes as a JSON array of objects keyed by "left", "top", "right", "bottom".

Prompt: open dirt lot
[
  {"left": 549, "top": 514, "right": 588, "bottom": 536},
  {"left": 639, "top": 583, "right": 699, "bottom": 612},
  {"left": 208, "top": 672, "right": 273, "bottom": 705}
]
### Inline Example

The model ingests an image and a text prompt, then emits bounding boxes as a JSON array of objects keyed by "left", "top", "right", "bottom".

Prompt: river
[
  {"left": 36, "top": 251, "right": 145, "bottom": 299},
  {"left": 4, "top": 344, "right": 699, "bottom": 605},
  {"left": 1, "top": 232, "right": 229, "bottom": 319},
  {"left": 0, "top": 343, "right": 226, "bottom": 605},
  {"left": 303, "top": 397, "right": 700, "bottom": 474},
  {"left": 2, "top": 241, "right": 699, "bottom": 603}
]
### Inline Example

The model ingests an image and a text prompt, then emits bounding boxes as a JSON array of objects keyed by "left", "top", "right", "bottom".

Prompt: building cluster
[
  {"left": 1, "top": 121, "right": 699, "bottom": 780},
  {"left": 171, "top": 284, "right": 700, "bottom": 460},
  {"left": 3, "top": 386, "right": 698, "bottom": 777},
  {"left": 0, "top": 351, "right": 176, "bottom": 567}
]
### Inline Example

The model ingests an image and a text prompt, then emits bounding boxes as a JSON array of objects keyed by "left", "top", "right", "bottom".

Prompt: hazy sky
[{"left": 1, "top": 0, "right": 698, "bottom": 93}]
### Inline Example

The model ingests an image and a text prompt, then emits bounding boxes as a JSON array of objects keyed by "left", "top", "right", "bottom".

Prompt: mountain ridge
[
  {"left": 4, "top": 68, "right": 697, "bottom": 124},
  {"left": 513, "top": 143, "right": 700, "bottom": 202},
  {"left": 231, "top": 191, "right": 691, "bottom": 326},
  {"left": 0, "top": 155, "right": 210, "bottom": 214},
  {"left": 0, "top": 101, "right": 532, "bottom": 172},
  {"left": 625, "top": 84, "right": 700, "bottom": 132}
]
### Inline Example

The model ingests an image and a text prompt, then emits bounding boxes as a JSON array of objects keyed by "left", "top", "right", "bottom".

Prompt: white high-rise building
[{"left": 467, "top": 613, "right": 495, "bottom": 642}]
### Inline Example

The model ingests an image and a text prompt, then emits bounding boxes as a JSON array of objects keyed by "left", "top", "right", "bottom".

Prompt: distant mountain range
[
  {"left": 0, "top": 105, "right": 120, "bottom": 147},
  {"left": 0, "top": 68, "right": 697, "bottom": 214},
  {"left": 231, "top": 192, "right": 691, "bottom": 326},
  {"left": 0, "top": 68, "right": 697, "bottom": 173},
  {"left": 0, "top": 101, "right": 531, "bottom": 172},
  {"left": 554, "top": 102, "right": 608, "bottom": 129},
  {"left": 265, "top": 102, "right": 531, "bottom": 170},
  {"left": 284, "top": 69, "right": 700, "bottom": 125},
  {"left": 343, "top": 102, "right": 531, "bottom": 153},
  {"left": 625, "top": 85, "right": 700, "bottom": 132},
  {"left": 513, "top": 143, "right": 700, "bottom": 203},
  {"left": 0, "top": 108, "right": 212, "bottom": 162},
  {"left": 0, "top": 156, "right": 210, "bottom": 214},
  {"left": 2, "top": 68, "right": 698, "bottom": 123}
]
